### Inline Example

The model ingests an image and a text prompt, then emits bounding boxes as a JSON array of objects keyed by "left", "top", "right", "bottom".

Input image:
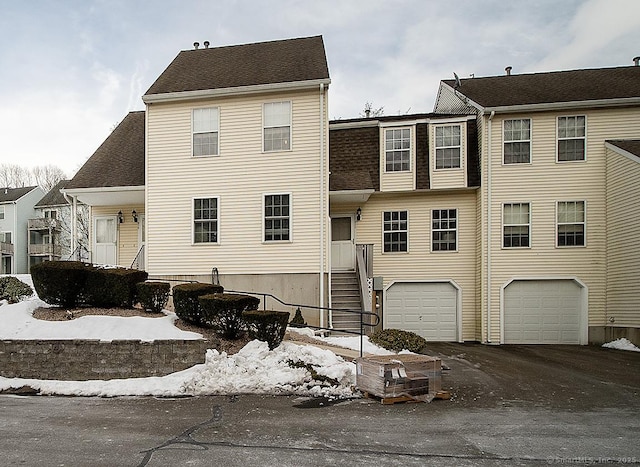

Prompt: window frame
[
  {"left": 431, "top": 209, "right": 458, "bottom": 252},
  {"left": 192, "top": 196, "right": 220, "bottom": 245},
  {"left": 502, "top": 202, "right": 531, "bottom": 249},
  {"left": 382, "top": 210, "right": 409, "bottom": 253},
  {"left": 434, "top": 124, "right": 462, "bottom": 170},
  {"left": 192, "top": 107, "right": 220, "bottom": 157},
  {"left": 0, "top": 205, "right": 4, "bottom": 220},
  {"left": 263, "top": 193, "right": 292, "bottom": 243},
  {"left": 556, "top": 200, "right": 586, "bottom": 248},
  {"left": 263, "top": 101, "right": 292, "bottom": 153},
  {"left": 503, "top": 118, "right": 532, "bottom": 165},
  {"left": 557, "top": 115, "right": 587, "bottom": 162},
  {"left": 384, "top": 127, "right": 412, "bottom": 173}
]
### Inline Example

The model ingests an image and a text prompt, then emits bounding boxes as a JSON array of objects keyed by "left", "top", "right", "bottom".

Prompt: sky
[{"left": 0, "top": 0, "right": 639, "bottom": 177}]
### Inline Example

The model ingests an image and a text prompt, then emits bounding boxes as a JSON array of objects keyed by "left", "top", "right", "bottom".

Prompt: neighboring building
[
  {"left": 434, "top": 65, "right": 640, "bottom": 344},
  {"left": 0, "top": 186, "right": 44, "bottom": 274}
]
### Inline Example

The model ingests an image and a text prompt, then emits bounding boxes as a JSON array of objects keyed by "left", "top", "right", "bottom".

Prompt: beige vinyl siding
[
  {"left": 146, "top": 89, "right": 326, "bottom": 276},
  {"left": 91, "top": 205, "right": 144, "bottom": 267},
  {"left": 334, "top": 190, "right": 478, "bottom": 341},
  {"left": 480, "top": 107, "right": 640, "bottom": 342},
  {"left": 379, "top": 126, "right": 415, "bottom": 192},
  {"left": 606, "top": 147, "right": 640, "bottom": 327},
  {"left": 429, "top": 122, "right": 468, "bottom": 189}
]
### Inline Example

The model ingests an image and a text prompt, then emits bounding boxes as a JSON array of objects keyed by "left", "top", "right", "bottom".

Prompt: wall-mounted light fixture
[
  {"left": 132, "top": 210, "right": 138, "bottom": 223},
  {"left": 117, "top": 210, "right": 124, "bottom": 223},
  {"left": 356, "top": 207, "right": 362, "bottom": 221}
]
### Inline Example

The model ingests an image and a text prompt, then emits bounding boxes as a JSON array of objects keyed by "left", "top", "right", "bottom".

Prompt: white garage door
[
  {"left": 385, "top": 282, "right": 458, "bottom": 341},
  {"left": 503, "top": 280, "right": 583, "bottom": 344}
]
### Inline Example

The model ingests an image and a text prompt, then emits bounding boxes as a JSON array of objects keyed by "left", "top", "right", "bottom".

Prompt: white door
[
  {"left": 135, "top": 215, "right": 145, "bottom": 270},
  {"left": 331, "top": 216, "right": 355, "bottom": 270},
  {"left": 503, "top": 279, "right": 583, "bottom": 344},
  {"left": 385, "top": 282, "right": 458, "bottom": 341},
  {"left": 93, "top": 216, "right": 117, "bottom": 265}
]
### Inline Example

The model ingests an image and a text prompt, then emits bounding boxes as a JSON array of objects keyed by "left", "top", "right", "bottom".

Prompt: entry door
[
  {"left": 331, "top": 216, "right": 355, "bottom": 270},
  {"left": 136, "top": 215, "right": 146, "bottom": 270},
  {"left": 93, "top": 216, "right": 117, "bottom": 265}
]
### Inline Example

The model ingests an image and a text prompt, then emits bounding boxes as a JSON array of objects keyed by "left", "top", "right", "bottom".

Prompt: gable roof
[
  {"left": 441, "top": 66, "right": 640, "bottom": 109},
  {"left": 606, "top": 139, "right": 640, "bottom": 161},
  {"left": 144, "top": 36, "right": 330, "bottom": 99},
  {"left": 36, "top": 180, "right": 70, "bottom": 207},
  {"left": 0, "top": 186, "right": 39, "bottom": 203},
  {"left": 65, "top": 111, "right": 145, "bottom": 190}
]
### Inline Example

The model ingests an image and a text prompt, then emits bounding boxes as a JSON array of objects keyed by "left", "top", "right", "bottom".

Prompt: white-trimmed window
[
  {"left": 557, "top": 116, "right": 586, "bottom": 161},
  {"left": 263, "top": 102, "right": 291, "bottom": 152},
  {"left": 503, "top": 203, "right": 530, "bottom": 248},
  {"left": 432, "top": 209, "right": 457, "bottom": 251},
  {"left": 0, "top": 232, "right": 11, "bottom": 244},
  {"left": 435, "top": 125, "right": 461, "bottom": 169},
  {"left": 192, "top": 108, "right": 219, "bottom": 156},
  {"left": 385, "top": 128, "right": 411, "bottom": 172},
  {"left": 0, "top": 206, "right": 4, "bottom": 220},
  {"left": 383, "top": 211, "right": 408, "bottom": 252},
  {"left": 503, "top": 119, "right": 531, "bottom": 164},
  {"left": 264, "top": 194, "right": 290, "bottom": 241},
  {"left": 557, "top": 201, "right": 585, "bottom": 247},
  {"left": 193, "top": 197, "right": 218, "bottom": 243}
]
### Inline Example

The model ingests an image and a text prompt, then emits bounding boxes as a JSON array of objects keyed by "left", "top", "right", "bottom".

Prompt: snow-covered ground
[{"left": 602, "top": 337, "right": 640, "bottom": 352}]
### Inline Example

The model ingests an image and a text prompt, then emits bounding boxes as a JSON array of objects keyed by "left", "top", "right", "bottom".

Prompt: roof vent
[
  {"left": 505, "top": 66, "right": 512, "bottom": 76},
  {"left": 634, "top": 56, "right": 640, "bottom": 66},
  {"left": 204, "top": 41, "right": 210, "bottom": 49},
  {"left": 193, "top": 42, "right": 200, "bottom": 50}
]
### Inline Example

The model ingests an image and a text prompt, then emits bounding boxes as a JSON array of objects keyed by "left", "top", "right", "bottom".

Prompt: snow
[
  {"left": 0, "top": 275, "right": 365, "bottom": 398},
  {"left": 602, "top": 338, "right": 640, "bottom": 352}
]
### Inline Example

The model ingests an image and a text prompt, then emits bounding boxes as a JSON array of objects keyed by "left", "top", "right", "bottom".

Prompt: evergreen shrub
[
  {"left": 369, "top": 328, "right": 428, "bottom": 353},
  {"left": 173, "top": 282, "right": 224, "bottom": 326},
  {"left": 30, "top": 261, "right": 93, "bottom": 307},
  {"left": 136, "top": 281, "right": 171, "bottom": 313},
  {"left": 198, "top": 293, "right": 260, "bottom": 339},
  {"left": 0, "top": 276, "right": 33, "bottom": 303},
  {"left": 242, "top": 310, "right": 290, "bottom": 350},
  {"left": 85, "top": 268, "right": 148, "bottom": 308}
]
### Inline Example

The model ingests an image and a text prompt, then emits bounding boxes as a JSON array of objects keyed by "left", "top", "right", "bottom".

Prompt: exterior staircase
[{"left": 330, "top": 271, "right": 363, "bottom": 334}]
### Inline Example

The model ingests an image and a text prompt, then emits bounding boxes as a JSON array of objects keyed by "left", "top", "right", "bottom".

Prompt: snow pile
[{"left": 602, "top": 338, "right": 640, "bottom": 352}]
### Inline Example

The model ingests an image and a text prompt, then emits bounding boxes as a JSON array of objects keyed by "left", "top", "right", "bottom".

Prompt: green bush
[
  {"left": 173, "top": 282, "right": 224, "bottom": 326},
  {"left": 30, "top": 261, "right": 93, "bottom": 307},
  {"left": 242, "top": 310, "right": 290, "bottom": 350},
  {"left": 85, "top": 267, "right": 149, "bottom": 308},
  {"left": 199, "top": 293, "right": 260, "bottom": 339},
  {"left": 136, "top": 281, "right": 171, "bottom": 313},
  {"left": 289, "top": 307, "right": 307, "bottom": 327},
  {"left": 369, "top": 328, "right": 428, "bottom": 353},
  {"left": 0, "top": 276, "right": 33, "bottom": 303}
]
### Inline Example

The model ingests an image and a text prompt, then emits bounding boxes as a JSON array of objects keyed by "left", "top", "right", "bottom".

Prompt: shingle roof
[
  {"left": 65, "top": 111, "right": 145, "bottom": 190},
  {"left": 145, "top": 36, "right": 330, "bottom": 96},
  {"left": 35, "top": 180, "right": 69, "bottom": 207},
  {"left": 607, "top": 139, "right": 640, "bottom": 159},
  {"left": 0, "top": 186, "right": 38, "bottom": 203},
  {"left": 442, "top": 66, "right": 640, "bottom": 108}
]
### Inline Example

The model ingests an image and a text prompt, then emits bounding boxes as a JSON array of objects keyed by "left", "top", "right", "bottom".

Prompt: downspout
[
  {"left": 486, "top": 110, "right": 495, "bottom": 343},
  {"left": 319, "top": 83, "right": 326, "bottom": 330},
  {"left": 12, "top": 200, "right": 17, "bottom": 274}
]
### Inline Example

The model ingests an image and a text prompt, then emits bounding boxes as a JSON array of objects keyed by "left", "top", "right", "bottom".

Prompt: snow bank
[{"left": 602, "top": 338, "right": 640, "bottom": 352}]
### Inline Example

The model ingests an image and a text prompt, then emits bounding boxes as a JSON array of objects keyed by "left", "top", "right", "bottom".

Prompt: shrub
[
  {"left": 30, "top": 261, "right": 93, "bottom": 307},
  {"left": 242, "top": 310, "right": 290, "bottom": 350},
  {"left": 0, "top": 276, "right": 33, "bottom": 303},
  {"left": 85, "top": 267, "right": 149, "bottom": 308},
  {"left": 173, "top": 282, "right": 224, "bottom": 326},
  {"left": 136, "top": 281, "right": 171, "bottom": 313},
  {"left": 198, "top": 293, "right": 260, "bottom": 339},
  {"left": 289, "top": 307, "right": 307, "bottom": 327},
  {"left": 369, "top": 328, "right": 428, "bottom": 353}
]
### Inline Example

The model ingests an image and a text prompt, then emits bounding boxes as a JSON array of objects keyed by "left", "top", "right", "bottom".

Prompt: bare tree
[
  {"left": 0, "top": 164, "right": 31, "bottom": 188},
  {"left": 31, "top": 165, "right": 66, "bottom": 193},
  {"left": 0, "top": 163, "right": 66, "bottom": 192},
  {"left": 360, "top": 102, "right": 384, "bottom": 118}
]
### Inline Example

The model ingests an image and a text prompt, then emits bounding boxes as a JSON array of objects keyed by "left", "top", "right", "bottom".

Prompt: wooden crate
[{"left": 355, "top": 354, "right": 442, "bottom": 399}]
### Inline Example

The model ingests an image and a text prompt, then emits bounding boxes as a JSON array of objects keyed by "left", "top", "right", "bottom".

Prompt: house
[
  {"left": 0, "top": 186, "right": 45, "bottom": 274},
  {"left": 434, "top": 65, "right": 640, "bottom": 344}
]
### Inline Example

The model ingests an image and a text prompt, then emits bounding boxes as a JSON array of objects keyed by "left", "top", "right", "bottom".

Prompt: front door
[
  {"left": 93, "top": 216, "right": 117, "bottom": 265},
  {"left": 331, "top": 216, "right": 355, "bottom": 270},
  {"left": 135, "top": 215, "right": 145, "bottom": 270}
]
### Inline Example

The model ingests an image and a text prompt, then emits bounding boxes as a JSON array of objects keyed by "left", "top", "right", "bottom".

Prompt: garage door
[
  {"left": 503, "top": 280, "right": 583, "bottom": 344},
  {"left": 385, "top": 282, "right": 458, "bottom": 341}
]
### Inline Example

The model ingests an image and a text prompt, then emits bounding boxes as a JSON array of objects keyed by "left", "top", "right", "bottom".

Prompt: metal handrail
[{"left": 130, "top": 245, "right": 145, "bottom": 270}]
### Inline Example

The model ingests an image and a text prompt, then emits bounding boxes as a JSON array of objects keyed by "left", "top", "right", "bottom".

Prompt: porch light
[
  {"left": 356, "top": 207, "right": 362, "bottom": 221},
  {"left": 132, "top": 210, "right": 138, "bottom": 223},
  {"left": 117, "top": 211, "right": 124, "bottom": 223}
]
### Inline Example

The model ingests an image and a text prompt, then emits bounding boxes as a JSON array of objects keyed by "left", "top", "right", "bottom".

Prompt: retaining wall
[{"left": 0, "top": 339, "right": 209, "bottom": 381}]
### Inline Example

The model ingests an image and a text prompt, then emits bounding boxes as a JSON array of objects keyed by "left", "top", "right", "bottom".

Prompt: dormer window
[
  {"left": 384, "top": 128, "right": 411, "bottom": 172},
  {"left": 434, "top": 125, "right": 461, "bottom": 169},
  {"left": 192, "top": 108, "right": 219, "bottom": 156}
]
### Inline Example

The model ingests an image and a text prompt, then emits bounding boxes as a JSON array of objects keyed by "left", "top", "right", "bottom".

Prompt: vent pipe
[
  {"left": 204, "top": 41, "right": 210, "bottom": 49},
  {"left": 193, "top": 42, "right": 200, "bottom": 50},
  {"left": 505, "top": 66, "right": 512, "bottom": 76},
  {"left": 634, "top": 56, "right": 640, "bottom": 66}
]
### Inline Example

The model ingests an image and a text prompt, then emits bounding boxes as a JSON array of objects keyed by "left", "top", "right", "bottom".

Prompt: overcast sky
[{"left": 1, "top": 0, "right": 639, "bottom": 177}]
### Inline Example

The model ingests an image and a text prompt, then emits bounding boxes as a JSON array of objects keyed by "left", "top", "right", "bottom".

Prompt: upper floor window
[
  {"left": 385, "top": 128, "right": 411, "bottom": 172},
  {"left": 557, "top": 201, "right": 585, "bottom": 247},
  {"left": 44, "top": 209, "right": 57, "bottom": 219},
  {"left": 503, "top": 119, "right": 531, "bottom": 164},
  {"left": 435, "top": 125, "right": 461, "bottom": 169},
  {"left": 503, "top": 202, "right": 530, "bottom": 248},
  {"left": 264, "top": 194, "right": 290, "bottom": 241},
  {"left": 432, "top": 209, "right": 457, "bottom": 251},
  {"left": 0, "top": 206, "right": 4, "bottom": 220},
  {"left": 192, "top": 108, "right": 219, "bottom": 156},
  {"left": 383, "top": 210, "right": 408, "bottom": 252},
  {"left": 557, "top": 116, "right": 586, "bottom": 161},
  {"left": 263, "top": 102, "right": 291, "bottom": 152},
  {"left": 1, "top": 231, "right": 12, "bottom": 243},
  {"left": 193, "top": 197, "right": 218, "bottom": 243}
]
